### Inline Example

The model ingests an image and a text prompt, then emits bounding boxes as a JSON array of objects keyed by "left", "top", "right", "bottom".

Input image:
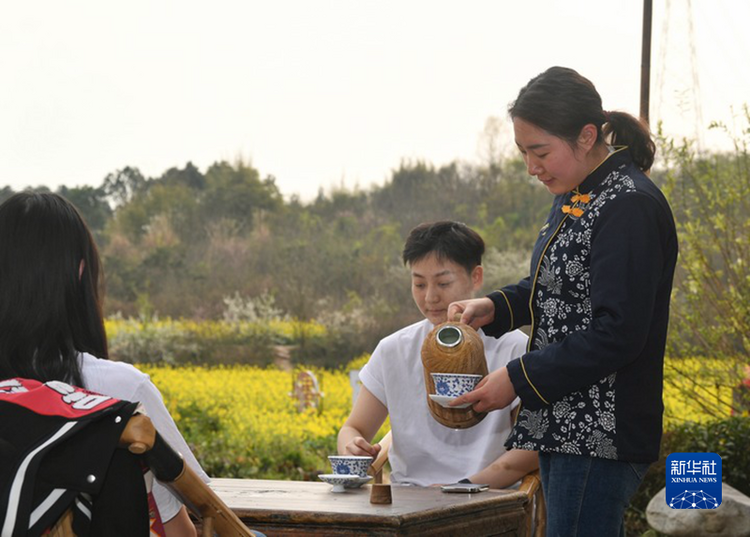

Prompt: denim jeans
[{"left": 538, "top": 452, "right": 651, "bottom": 537}]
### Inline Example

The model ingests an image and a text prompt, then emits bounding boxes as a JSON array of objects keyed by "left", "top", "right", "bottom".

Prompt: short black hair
[{"left": 402, "top": 221, "right": 485, "bottom": 274}]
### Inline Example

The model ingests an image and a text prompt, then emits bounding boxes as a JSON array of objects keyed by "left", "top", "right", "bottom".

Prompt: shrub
[
  {"left": 290, "top": 298, "right": 392, "bottom": 368},
  {"left": 660, "top": 112, "right": 750, "bottom": 416},
  {"left": 106, "top": 316, "right": 326, "bottom": 366},
  {"left": 666, "top": 418, "right": 750, "bottom": 496},
  {"left": 106, "top": 314, "right": 200, "bottom": 365},
  {"left": 662, "top": 357, "right": 738, "bottom": 426},
  {"left": 626, "top": 417, "right": 750, "bottom": 535}
]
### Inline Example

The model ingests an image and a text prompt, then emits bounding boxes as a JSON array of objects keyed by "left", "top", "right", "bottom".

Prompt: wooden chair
[
  {"left": 518, "top": 469, "right": 547, "bottom": 537},
  {"left": 49, "top": 414, "right": 254, "bottom": 537},
  {"left": 368, "top": 430, "right": 545, "bottom": 537}
]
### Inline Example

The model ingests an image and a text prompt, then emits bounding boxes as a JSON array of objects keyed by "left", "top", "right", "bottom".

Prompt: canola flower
[
  {"left": 662, "top": 357, "right": 740, "bottom": 426},
  {"left": 137, "top": 363, "right": 389, "bottom": 479},
  {"left": 105, "top": 317, "right": 326, "bottom": 345},
  {"left": 130, "top": 353, "right": 737, "bottom": 479}
]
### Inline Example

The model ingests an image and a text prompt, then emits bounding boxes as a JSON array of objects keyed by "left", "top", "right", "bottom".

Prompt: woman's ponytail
[
  {"left": 604, "top": 111, "right": 656, "bottom": 172},
  {"left": 511, "top": 67, "right": 657, "bottom": 172}
]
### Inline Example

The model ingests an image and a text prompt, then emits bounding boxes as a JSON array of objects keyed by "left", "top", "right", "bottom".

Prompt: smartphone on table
[{"left": 440, "top": 482, "right": 489, "bottom": 493}]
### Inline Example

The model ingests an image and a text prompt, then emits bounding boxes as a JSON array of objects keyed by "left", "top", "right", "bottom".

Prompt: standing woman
[
  {"left": 0, "top": 192, "right": 206, "bottom": 536},
  {"left": 449, "top": 66, "right": 678, "bottom": 536}
]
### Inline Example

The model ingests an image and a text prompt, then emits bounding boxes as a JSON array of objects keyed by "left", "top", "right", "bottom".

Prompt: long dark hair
[
  {"left": 509, "top": 66, "right": 656, "bottom": 171},
  {"left": 0, "top": 192, "right": 108, "bottom": 387}
]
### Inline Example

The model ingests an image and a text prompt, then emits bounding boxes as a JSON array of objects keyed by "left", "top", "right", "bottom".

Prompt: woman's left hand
[{"left": 449, "top": 367, "right": 517, "bottom": 413}]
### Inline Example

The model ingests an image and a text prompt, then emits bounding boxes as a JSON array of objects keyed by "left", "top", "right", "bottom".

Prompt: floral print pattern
[{"left": 507, "top": 167, "right": 638, "bottom": 460}]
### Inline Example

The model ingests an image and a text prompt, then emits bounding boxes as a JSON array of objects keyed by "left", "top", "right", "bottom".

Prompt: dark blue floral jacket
[{"left": 483, "top": 148, "right": 678, "bottom": 463}]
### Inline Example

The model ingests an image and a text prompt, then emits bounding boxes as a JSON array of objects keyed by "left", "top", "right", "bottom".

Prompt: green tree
[
  {"left": 0, "top": 186, "right": 14, "bottom": 204},
  {"left": 660, "top": 110, "right": 750, "bottom": 417},
  {"left": 159, "top": 161, "right": 206, "bottom": 191},
  {"left": 57, "top": 185, "right": 112, "bottom": 240},
  {"left": 103, "top": 166, "right": 148, "bottom": 206},
  {"left": 202, "top": 160, "right": 283, "bottom": 233}
]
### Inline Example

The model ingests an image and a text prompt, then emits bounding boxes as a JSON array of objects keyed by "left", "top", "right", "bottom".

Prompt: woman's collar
[{"left": 576, "top": 146, "right": 629, "bottom": 194}]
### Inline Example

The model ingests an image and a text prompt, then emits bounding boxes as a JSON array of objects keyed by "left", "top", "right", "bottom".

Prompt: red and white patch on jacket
[{"left": 0, "top": 378, "right": 118, "bottom": 418}]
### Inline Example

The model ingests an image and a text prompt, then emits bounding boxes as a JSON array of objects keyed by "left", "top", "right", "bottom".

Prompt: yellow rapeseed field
[
  {"left": 106, "top": 318, "right": 327, "bottom": 343},
  {"left": 137, "top": 363, "right": 389, "bottom": 479},
  {"left": 662, "top": 358, "right": 740, "bottom": 426},
  {"left": 133, "top": 356, "right": 740, "bottom": 479}
]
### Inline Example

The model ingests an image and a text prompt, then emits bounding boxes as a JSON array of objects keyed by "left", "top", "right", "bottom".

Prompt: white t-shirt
[
  {"left": 79, "top": 353, "right": 210, "bottom": 522},
  {"left": 359, "top": 319, "right": 528, "bottom": 486}
]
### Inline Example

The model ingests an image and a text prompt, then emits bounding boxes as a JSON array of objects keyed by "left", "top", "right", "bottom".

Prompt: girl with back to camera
[
  {"left": 448, "top": 67, "right": 678, "bottom": 536},
  {"left": 0, "top": 192, "right": 207, "bottom": 536}
]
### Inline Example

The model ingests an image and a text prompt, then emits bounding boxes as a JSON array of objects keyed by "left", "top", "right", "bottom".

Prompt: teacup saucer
[
  {"left": 319, "top": 474, "right": 372, "bottom": 492},
  {"left": 429, "top": 394, "right": 472, "bottom": 409},
  {"left": 343, "top": 475, "right": 372, "bottom": 489}
]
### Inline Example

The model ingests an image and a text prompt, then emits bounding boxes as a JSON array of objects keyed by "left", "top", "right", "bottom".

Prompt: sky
[{"left": 1, "top": 0, "right": 749, "bottom": 201}]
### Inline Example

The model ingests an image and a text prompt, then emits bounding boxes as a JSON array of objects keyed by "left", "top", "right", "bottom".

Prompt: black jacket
[
  {"left": 0, "top": 378, "right": 150, "bottom": 536},
  {"left": 483, "top": 148, "right": 678, "bottom": 463}
]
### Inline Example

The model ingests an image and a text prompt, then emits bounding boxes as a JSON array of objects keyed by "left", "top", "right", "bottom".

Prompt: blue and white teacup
[
  {"left": 328, "top": 455, "right": 373, "bottom": 477},
  {"left": 431, "top": 372, "right": 483, "bottom": 397}
]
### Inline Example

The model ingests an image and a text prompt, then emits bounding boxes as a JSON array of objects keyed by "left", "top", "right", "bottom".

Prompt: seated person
[
  {"left": 338, "top": 221, "right": 538, "bottom": 488},
  {"left": 0, "top": 192, "right": 207, "bottom": 537}
]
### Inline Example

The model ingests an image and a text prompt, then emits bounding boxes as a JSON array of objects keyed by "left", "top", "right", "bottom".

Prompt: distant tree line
[
  {"left": 3, "top": 154, "right": 550, "bottom": 347},
  {"left": 4, "top": 111, "right": 748, "bottom": 373}
]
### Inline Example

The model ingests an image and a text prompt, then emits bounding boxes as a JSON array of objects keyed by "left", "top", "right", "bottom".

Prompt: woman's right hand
[
  {"left": 344, "top": 436, "right": 382, "bottom": 457},
  {"left": 448, "top": 297, "right": 496, "bottom": 330}
]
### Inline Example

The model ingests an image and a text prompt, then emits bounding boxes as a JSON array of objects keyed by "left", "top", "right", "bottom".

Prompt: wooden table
[{"left": 209, "top": 478, "right": 529, "bottom": 536}]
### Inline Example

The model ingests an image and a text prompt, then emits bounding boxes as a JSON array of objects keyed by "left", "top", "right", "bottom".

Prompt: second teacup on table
[
  {"left": 430, "top": 372, "right": 482, "bottom": 397},
  {"left": 328, "top": 455, "right": 373, "bottom": 477}
]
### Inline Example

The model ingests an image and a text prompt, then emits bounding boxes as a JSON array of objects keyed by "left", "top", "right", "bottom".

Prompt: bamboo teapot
[{"left": 421, "top": 320, "right": 488, "bottom": 428}]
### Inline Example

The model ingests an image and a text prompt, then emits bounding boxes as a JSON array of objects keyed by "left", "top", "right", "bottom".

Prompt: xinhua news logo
[{"left": 665, "top": 452, "right": 722, "bottom": 509}]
